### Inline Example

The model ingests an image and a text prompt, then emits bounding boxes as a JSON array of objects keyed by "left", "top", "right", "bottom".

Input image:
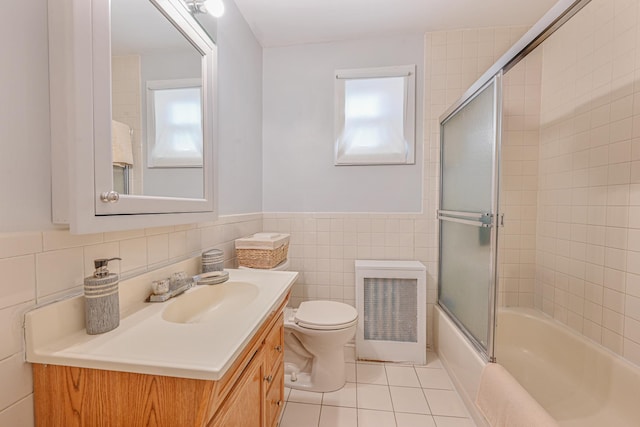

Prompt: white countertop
[{"left": 24, "top": 267, "right": 297, "bottom": 381}]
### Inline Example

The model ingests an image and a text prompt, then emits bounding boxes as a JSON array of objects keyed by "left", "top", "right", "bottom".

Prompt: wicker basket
[{"left": 236, "top": 242, "right": 289, "bottom": 269}]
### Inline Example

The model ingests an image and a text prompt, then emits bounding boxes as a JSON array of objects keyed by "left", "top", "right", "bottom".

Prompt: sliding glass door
[{"left": 438, "top": 74, "right": 502, "bottom": 359}]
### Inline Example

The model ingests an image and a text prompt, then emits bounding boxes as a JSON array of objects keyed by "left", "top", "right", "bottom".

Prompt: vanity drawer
[
  {"left": 265, "top": 313, "right": 284, "bottom": 372},
  {"left": 265, "top": 364, "right": 284, "bottom": 427}
]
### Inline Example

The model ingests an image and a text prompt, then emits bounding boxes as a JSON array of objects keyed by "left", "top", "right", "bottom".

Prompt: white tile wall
[
  {"left": 535, "top": 0, "right": 640, "bottom": 363},
  {"left": 264, "top": 213, "right": 421, "bottom": 310},
  {"left": 0, "top": 213, "right": 261, "bottom": 420},
  {"left": 498, "top": 49, "right": 543, "bottom": 308},
  {"left": 0, "top": 396, "right": 34, "bottom": 427}
]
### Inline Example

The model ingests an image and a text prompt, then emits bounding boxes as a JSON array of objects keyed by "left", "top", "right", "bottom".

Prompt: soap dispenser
[{"left": 84, "top": 257, "right": 121, "bottom": 335}]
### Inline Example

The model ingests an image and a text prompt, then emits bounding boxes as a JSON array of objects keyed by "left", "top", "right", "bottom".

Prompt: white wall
[
  {"left": 262, "top": 35, "right": 425, "bottom": 213},
  {"left": 0, "top": 0, "right": 52, "bottom": 231},
  {"left": 216, "top": 0, "right": 263, "bottom": 215}
]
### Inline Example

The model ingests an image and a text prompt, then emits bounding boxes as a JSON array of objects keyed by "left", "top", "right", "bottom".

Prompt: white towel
[
  {"left": 476, "top": 363, "right": 558, "bottom": 427},
  {"left": 112, "top": 120, "right": 134, "bottom": 166}
]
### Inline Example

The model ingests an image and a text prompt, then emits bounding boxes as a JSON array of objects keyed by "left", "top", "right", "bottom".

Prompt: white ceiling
[{"left": 232, "top": 0, "right": 559, "bottom": 47}]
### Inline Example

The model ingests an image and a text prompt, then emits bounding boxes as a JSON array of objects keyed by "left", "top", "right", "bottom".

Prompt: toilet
[
  {"left": 284, "top": 300, "right": 358, "bottom": 392},
  {"left": 239, "top": 257, "right": 358, "bottom": 392}
]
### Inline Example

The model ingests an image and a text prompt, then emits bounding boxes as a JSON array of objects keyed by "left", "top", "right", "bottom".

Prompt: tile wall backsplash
[
  {"left": 498, "top": 49, "right": 543, "bottom": 308},
  {"left": 535, "top": 0, "right": 640, "bottom": 365},
  {"left": 0, "top": 213, "right": 260, "bottom": 422},
  {"left": 262, "top": 213, "right": 424, "bottom": 310}
]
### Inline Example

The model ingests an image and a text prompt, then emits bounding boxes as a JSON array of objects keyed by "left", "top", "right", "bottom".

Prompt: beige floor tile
[
  {"left": 357, "top": 362, "right": 388, "bottom": 385},
  {"left": 357, "top": 409, "right": 397, "bottom": 427},
  {"left": 433, "top": 415, "right": 476, "bottom": 427},
  {"left": 385, "top": 365, "right": 421, "bottom": 387},
  {"left": 289, "top": 388, "right": 323, "bottom": 404},
  {"left": 415, "top": 367, "right": 454, "bottom": 390},
  {"left": 423, "top": 389, "right": 468, "bottom": 417},
  {"left": 323, "top": 382, "right": 357, "bottom": 407},
  {"left": 389, "top": 386, "right": 431, "bottom": 415},
  {"left": 357, "top": 383, "right": 393, "bottom": 411},
  {"left": 395, "top": 412, "right": 437, "bottom": 427},
  {"left": 319, "top": 406, "right": 357, "bottom": 427},
  {"left": 280, "top": 402, "right": 321, "bottom": 427}
]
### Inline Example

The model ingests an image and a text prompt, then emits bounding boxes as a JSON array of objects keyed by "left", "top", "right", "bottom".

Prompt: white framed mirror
[{"left": 50, "top": 0, "right": 218, "bottom": 233}]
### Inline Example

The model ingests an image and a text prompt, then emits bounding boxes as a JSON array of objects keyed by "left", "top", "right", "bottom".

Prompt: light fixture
[{"left": 186, "top": 0, "right": 224, "bottom": 17}]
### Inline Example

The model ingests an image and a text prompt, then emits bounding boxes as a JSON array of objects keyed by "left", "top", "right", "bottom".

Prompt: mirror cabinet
[{"left": 50, "top": 0, "right": 217, "bottom": 234}]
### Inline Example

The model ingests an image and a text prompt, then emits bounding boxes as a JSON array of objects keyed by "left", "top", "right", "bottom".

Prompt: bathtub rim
[{"left": 434, "top": 304, "right": 489, "bottom": 427}]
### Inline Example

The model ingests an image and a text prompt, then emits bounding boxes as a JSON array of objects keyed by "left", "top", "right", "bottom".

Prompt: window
[
  {"left": 334, "top": 65, "right": 416, "bottom": 165},
  {"left": 147, "top": 79, "right": 203, "bottom": 167}
]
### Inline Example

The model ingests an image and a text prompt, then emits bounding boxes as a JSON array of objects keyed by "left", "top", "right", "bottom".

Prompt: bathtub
[
  {"left": 434, "top": 305, "right": 489, "bottom": 427},
  {"left": 495, "top": 308, "right": 640, "bottom": 427}
]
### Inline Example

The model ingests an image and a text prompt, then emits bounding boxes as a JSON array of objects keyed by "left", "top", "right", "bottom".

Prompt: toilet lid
[{"left": 294, "top": 301, "right": 358, "bottom": 330}]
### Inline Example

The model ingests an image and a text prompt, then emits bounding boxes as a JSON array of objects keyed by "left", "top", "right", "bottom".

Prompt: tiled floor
[{"left": 279, "top": 350, "right": 477, "bottom": 427}]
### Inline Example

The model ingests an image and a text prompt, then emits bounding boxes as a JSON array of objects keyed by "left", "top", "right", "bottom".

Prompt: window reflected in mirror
[{"left": 110, "top": 0, "right": 204, "bottom": 198}]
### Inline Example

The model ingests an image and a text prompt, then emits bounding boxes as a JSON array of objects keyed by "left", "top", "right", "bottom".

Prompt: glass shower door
[{"left": 438, "top": 74, "right": 502, "bottom": 359}]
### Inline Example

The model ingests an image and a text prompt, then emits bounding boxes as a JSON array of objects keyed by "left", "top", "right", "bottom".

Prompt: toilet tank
[{"left": 355, "top": 260, "right": 427, "bottom": 364}]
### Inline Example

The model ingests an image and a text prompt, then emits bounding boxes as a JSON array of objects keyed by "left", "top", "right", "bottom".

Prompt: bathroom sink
[{"left": 162, "top": 281, "right": 259, "bottom": 324}]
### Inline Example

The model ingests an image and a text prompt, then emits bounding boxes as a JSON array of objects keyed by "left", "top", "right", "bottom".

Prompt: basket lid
[{"left": 235, "top": 232, "right": 290, "bottom": 250}]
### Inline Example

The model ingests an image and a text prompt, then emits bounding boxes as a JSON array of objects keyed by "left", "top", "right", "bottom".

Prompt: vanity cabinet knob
[
  {"left": 264, "top": 375, "right": 273, "bottom": 383},
  {"left": 100, "top": 191, "right": 120, "bottom": 203},
  {"left": 276, "top": 400, "right": 283, "bottom": 407},
  {"left": 274, "top": 345, "right": 282, "bottom": 352}
]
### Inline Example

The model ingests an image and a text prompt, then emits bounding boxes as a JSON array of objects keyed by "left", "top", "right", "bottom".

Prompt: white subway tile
[
  {"left": 0, "top": 233, "right": 41, "bottom": 259},
  {"left": 0, "top": 256, "right": 35, "bottom": 309},
  {"left": 147, "top": 234, "right": 169, "bottom": 266},
  {"left": 42, "top": 229, "right": 102, "bottom": 251},
  {"left": 0, "top": 354, "right": 32, "bottom": 411},
  {"left": 168, "top": 231, "right": 187, "bottom": 260},
  {"left": 0, "top": 301, "right": 33, "bottom": 360},
  {"left": 119, "top": 238, "right": 147, "bottom": 274},
  {"left": 0, "top": 395, "right": 34, "bottom": 427},
  {"left": 35, "top": 248, "right": 84, "bottom": 300}
]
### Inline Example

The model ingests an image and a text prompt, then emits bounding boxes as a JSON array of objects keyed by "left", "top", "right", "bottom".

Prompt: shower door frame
[{"left": 437, "top": 73, "right": 502, "bottom": 362}]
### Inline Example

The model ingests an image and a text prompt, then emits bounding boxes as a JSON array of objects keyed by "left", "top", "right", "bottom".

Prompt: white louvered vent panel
[
  {"left": 363, "top": 278, "right": 417, "bottom": 342},
  {"left": 356, "top": 260, "right": 426, "bottom": 364}
]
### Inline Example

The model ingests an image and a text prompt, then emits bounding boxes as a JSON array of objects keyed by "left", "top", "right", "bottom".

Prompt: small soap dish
[
  {"left": 147, "top": 281, "right": 192, "bottom": 303},
  {"left": 193, "top": 271, "right": 229, "bottom": 286}
]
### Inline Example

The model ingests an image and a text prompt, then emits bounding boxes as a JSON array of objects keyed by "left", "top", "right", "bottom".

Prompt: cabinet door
[
  {"left": 265, "top": 365, "right": 284, "bottom": 427},
  {"left": 264, "top": 314, "right": 284, "bottom": 372},
  {"left": 209, "top": 351, "right": 265, "bottom": 427}
]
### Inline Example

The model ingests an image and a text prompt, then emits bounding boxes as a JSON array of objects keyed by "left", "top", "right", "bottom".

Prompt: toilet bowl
[
  {"left": 284, "top": 301, "right": 358, "bottom": 392},
  {"left": 237, "top": 256, "right": 358, "bottom": 392}
]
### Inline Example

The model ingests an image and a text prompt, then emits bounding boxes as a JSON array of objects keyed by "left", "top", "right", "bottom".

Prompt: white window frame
[
  {"left": 334, "top": 65, "right": 416, "bottom": 165},
  {"left": 146, "top": 78, "right": 203, "bottom": 168}
]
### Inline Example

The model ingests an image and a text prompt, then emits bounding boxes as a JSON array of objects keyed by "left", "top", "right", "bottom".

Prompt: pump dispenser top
[{"left": 92, "top": 257, "right": 121, "bottom": 277}]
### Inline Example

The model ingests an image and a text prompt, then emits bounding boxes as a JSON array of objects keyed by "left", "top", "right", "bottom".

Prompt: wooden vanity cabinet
[
  {"left": 210, "top": 313, "right": 284, "bottom": 427},
  {"left": 33, "top": 298, "right": 287, "bottom": 427}
]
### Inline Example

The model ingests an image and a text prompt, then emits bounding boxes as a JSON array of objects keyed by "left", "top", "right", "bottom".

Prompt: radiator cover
[{"left": 356, "top": 260, "right": 427, "bottom": 364}]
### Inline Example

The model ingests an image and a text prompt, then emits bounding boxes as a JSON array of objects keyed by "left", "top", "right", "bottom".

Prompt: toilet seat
[{"left": 293, "top": 301, "right": 358, "bottom": 331}]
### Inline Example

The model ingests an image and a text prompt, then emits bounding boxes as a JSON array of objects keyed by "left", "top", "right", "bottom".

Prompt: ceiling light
[{"left": 186, "top": 0, "right": 224, "bottom": 18}]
